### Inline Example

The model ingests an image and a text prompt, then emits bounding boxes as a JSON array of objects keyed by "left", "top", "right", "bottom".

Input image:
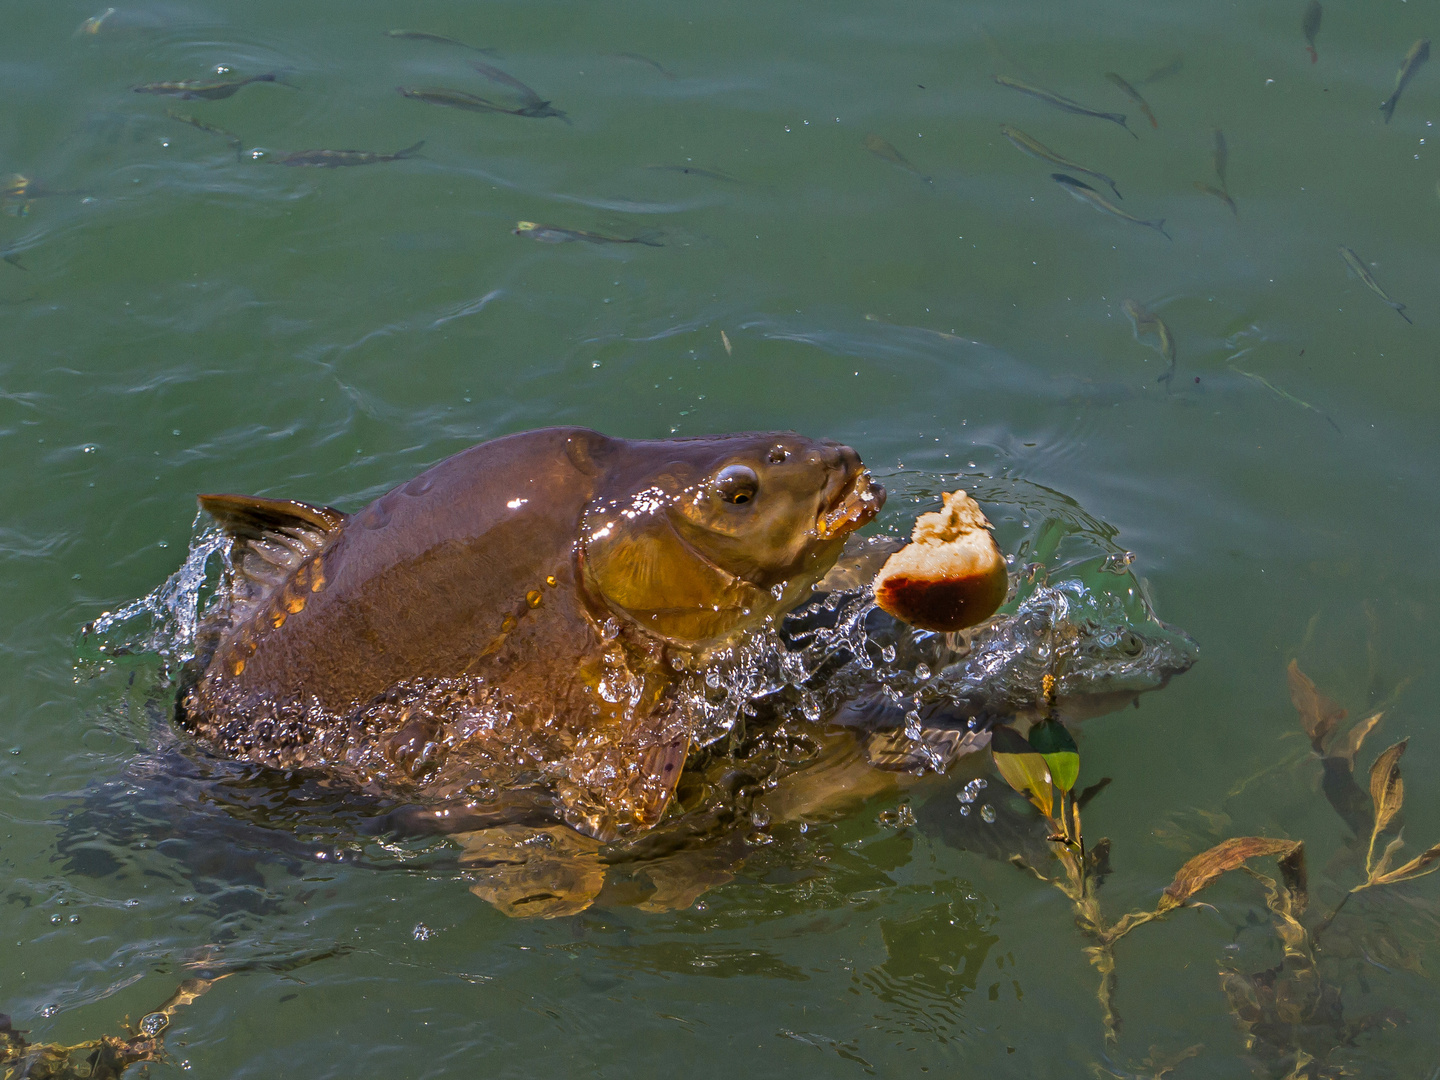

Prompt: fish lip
[{"left": 817, "top": 469, "right": 885, "bottom": 540}]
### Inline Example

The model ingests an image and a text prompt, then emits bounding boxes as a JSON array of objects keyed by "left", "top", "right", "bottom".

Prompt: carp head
[{"left": 581, "top": 432, "right": 884, "bottom": 650}]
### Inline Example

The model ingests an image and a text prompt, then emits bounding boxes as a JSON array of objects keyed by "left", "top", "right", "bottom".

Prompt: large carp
[{"left": 181, "top": 427, "right": 882, "bottom": 841}]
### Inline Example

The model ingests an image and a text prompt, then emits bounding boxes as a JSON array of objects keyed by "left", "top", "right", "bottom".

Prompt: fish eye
[
  {"left": 714, "top": 465, "right": 759, "bottom": 505},
  {"left": 1120, "top": 632, "right": 1144, "bottom": 657},
  {"left": 768, "top": 446, "right": 789, "bottom": 464}
]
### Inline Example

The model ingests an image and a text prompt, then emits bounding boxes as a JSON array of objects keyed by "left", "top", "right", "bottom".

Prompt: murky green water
[{"left": 4, "top": 0, "right": 1439, "bottom": 1075}]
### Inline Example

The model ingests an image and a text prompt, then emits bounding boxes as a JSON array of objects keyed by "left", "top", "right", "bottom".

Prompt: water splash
[{"left": 77, "top": 516, "right": 231, "bottom": 677}]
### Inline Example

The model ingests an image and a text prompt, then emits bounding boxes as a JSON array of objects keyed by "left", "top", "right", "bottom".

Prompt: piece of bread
[{"left": 872, "top": 490, "right": 1007, "bottom": 632}]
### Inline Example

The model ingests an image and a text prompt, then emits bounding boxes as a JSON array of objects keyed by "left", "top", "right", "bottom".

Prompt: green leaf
[
  {"left": 992, "top": 725, "right": 1053, "bottom": 817},
  {"left": 1028, "top": 719, "right": 1080, "bottom": 793}
]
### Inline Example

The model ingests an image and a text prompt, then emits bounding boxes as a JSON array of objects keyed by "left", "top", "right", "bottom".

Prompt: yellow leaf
[
  {"left": 1369, "top": 738, "right": 1407, "bottom": 836},
  {"left": 1287, "top": 659, "right": 1347, "bottom": 754},
  {"left": 1373, "top": 841, "right": 1440, "bottom": 885},
  {"left": 1329, "top": 711, "right": 1383, "bottom": 769},
  {"left": 1157, "top": 837, "right": 1301, "bottom": 914}
]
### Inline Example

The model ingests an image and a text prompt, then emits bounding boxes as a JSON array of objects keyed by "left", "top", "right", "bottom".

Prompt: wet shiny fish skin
[{"left": 994, "top": 74, "right": 1136, "bottom": 137}]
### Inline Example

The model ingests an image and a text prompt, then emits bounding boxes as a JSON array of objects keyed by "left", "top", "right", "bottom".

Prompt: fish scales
[{"left": 182, "top": 428, "right": 881, "bottom": 841}]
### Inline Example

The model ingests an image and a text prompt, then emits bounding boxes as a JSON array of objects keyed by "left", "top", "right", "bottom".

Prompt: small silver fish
[
  {"left": 1141, "top": 53, "right": 1184, "bottom": 85},
  {"left": 864, "top": 133, "right": 932, "bottom": 183},
  {"left": 279, "top": 141, "right": 424, "bottom": 168},
  {"left": 1194, "top": 181, "right": 1236, "bottom": 216},
  {"left": 1213, "top": 128, "right": 1229, "bottom": 191},
  {"left": 1381, "top": 38, "right": 1429, "bottom": 123},
  {"left": 994, "top": 75, "right": 1135, "bottom": 138},
  {"left": 1303, "top": 1, "right": 1322, "bottom": 63},
  {"left": 1001, "top": 125, "right": 1122, "bottom": 199},
  {"left": 514, "top": 221, "right": 662, "bottom": 246},
  {"left": 1104, "top": 72, "right": 1157, "bottom": 128},
  {"left": 167, "top": 110, "right": 243, "bottom": 161},
  {"left": 1340, "top": 246, "right": 1412, "bottom": 323},
  {"left": 384, "top": 30, "right": 497, "bottom": 54},
  {"left": 1053, "top": 174, "right": 1168, "bottom": 239},
  {"left": 612, "top": 53, "right": 675, "bottom": 79},
  {"left": 1121, "top": 299, "right": 1177, "bottom": 387},
  {"left": 133, "top": 72, "right": 280, "bottom": 101}
]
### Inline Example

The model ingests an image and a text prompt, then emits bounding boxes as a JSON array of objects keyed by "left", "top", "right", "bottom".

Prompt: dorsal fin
[
  {"left": 198, "top": 493, "right": 348, "bottom": 542},
  {"left": 197, "top": 493, "right": 348, "bottom": 631}
]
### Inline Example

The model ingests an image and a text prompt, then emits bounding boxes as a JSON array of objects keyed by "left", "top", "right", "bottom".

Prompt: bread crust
[{"left": 873, "top": 490, "right": 1007, "bottom": 632}]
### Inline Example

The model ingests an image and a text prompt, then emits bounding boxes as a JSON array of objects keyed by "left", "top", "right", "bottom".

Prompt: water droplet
[
  {"left": 125, "top": 898, "right": 140, "bottom": 908},
  {"left": 981, "top": 804, "right": 996, "bottom": 823},
  {"left": 41, "top": 1005, "right": 58, "bottom": 1018},
  {"left": 958, "top": 804, "right": 971, "bottom": 817},
  {"left": 914, "top": 663, "right": 930, "bottom": 681},
  {"left": 68, "top": 915, "right": 79, "bottom": 924},
  {"left": 50, "top": 914, "right": 61, "bottom": 924},
  {"left": 880, "top": 644, "right": 896, "bottom": 663},
  {"left": 413, "top": 923, "right": 434, "bottom": 941}
]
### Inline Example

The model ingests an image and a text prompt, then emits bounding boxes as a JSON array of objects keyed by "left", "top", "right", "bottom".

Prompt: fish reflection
[
  {"left": 514, "top": 220, "right": 663, "bottom": 246},
  {"left": 994, "top": 74, "right": 1136, "bottom": 138},
  {"left": 864, "top": 133, "right": 931, "bottom": 183},
  {"left": 134, "top": 72, "right": 281, "bottom": 101},
  {"left": 279, "top": 141, "right": 424, "bottom": 167},
  {"left": 1340, "top": 246, "right": 1412, "bottom": 323},
  {"left": 1381, "top": 38, "right": 1429, "bottom": 123},
  {"left": 1053, "top": 174, "right": 1169, "bottom": 238}
]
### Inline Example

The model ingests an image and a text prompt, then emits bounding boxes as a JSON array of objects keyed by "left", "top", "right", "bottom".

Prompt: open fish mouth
[{"left": 816, "top": 469, "right": 884, "bottom": 540}]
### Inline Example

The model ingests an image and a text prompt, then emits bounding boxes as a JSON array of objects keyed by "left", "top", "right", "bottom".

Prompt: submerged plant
[{"left": 991, "top": 661, "right": 1435, "bottom": 1076}]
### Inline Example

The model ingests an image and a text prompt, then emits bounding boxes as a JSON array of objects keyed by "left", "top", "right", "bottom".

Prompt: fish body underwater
[{"left": 179, "top": 427, "right": 882, "bottom": 842}]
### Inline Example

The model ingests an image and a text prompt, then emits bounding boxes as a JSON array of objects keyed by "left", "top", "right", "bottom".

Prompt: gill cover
[{"left": 581, "top": 485, "right": 772, "bottom": 647}]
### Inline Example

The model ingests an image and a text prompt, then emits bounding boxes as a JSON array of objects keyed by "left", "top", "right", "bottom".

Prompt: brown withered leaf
[
  {"left": 1287, "top": 660, "right": 1347, "bottom": 754},
  {"left": 1158, "top": 837, "right": 1301, "bottom": 914},
  {"left": 1368, "top": 738, "right": 1407, "bottom": 836},
  {"left": 1373, "top": 841, "right": 1440, "bottom": 885},
  {"left": 1328, "top": 711, "right": 1383, "bottom": 770}
]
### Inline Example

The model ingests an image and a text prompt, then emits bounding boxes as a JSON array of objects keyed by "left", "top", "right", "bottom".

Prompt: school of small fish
[
  {"left": 983, "top": 6, "right": 1423, "bottom": 404},
  {"left": 6, "top": 3, "right": 1430, "bottom": 389}
]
